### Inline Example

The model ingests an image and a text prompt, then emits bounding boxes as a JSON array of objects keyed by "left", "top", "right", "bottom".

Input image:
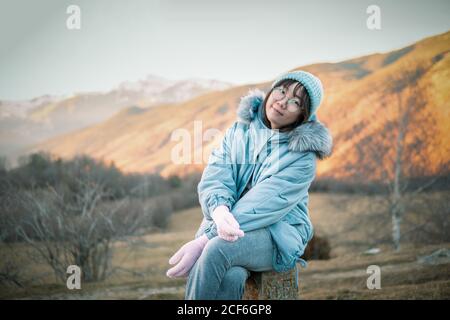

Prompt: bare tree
[
  {"left": 1, "top": 154, "right": 197, "bottom": 287},
  {"left": 348, "top": 61, "right": 448, "bottom": 251},
  {"left": 13, "top": 173, "right": 147, "bottom": 282},
  {"left": 0, "top": 206, "right": 24, "bottom": 288}
]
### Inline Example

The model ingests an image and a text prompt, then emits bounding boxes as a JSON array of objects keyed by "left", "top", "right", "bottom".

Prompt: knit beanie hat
[{"left": 271, "top": 70, "right": 323, "bottom": 121}]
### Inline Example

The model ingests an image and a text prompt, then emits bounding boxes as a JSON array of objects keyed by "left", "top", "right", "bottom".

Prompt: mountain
[
  {"left": 0, "top": 76, "right": 233, "bottom": 164},
  {"left": 24, "top": 31, "right": 450, "bottom": 181},
  {"left": 0, "top": 94, "right": 66, "bottom": 158}
]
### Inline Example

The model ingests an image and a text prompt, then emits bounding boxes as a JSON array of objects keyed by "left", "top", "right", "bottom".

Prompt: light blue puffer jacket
[{"left": 195, "top": 88, "right": 333, "bottom": 277}]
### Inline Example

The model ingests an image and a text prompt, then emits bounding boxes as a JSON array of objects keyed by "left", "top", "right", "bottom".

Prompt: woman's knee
[
  {"left": 201, "top": 236, "right": 235, "bottom": 264},
  {"left": 223, "top": 266, "right": 249, "bottom": 284},
  {"left": 216, "top": 266, "right": 249, "bottom": 299},
  {"left": 203, "top": 236, "right": 227, "bottom": 254}
]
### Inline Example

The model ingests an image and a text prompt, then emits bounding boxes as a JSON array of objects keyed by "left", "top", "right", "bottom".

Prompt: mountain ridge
[{"left": 22, "top": 31, "right": 450, "bottom": 181}]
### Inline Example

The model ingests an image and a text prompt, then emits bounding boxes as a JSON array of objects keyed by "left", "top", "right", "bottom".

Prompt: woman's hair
[{"left": 262, "top": 79, "right": 311, "bottom": 132}]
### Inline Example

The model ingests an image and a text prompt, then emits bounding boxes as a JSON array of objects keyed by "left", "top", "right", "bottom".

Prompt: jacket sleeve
[
  {"left": 231, "top": 152, "right": 316, "bottom": 232},
  {"left": 197, "top": 122, "right": 238, "bottom": 221}
]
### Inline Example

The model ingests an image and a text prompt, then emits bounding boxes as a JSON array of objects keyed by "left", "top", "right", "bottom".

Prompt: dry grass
[
  {"left": 1, "top": 192, "right": 449, "bottom": 300},
  {"left": 299, "top": 242, "right": 450, "bottom": 299}
]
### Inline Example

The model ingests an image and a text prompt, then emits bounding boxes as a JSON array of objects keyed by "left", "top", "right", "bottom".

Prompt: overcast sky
[{"left": 0, "top": 0, "right": 449, "bottom": 100}]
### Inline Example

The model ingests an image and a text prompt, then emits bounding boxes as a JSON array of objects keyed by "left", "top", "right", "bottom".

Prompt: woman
[{"left": 166, "top": 70, "right": 332, "bottom": 299}]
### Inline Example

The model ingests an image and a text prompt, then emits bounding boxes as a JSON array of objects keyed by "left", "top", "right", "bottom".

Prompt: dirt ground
[{"left": 1, "top": 192, "right": 449, "bottom": 300}]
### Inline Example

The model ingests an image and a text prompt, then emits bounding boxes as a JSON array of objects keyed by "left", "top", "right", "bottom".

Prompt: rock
[{"left": 363, "top": 248, "right": 381, "bottom": 255}]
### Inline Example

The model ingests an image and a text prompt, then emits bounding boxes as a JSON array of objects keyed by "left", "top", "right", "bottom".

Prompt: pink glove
[
  {"left": 211, "top": 205, "right": 245, "bottom": 242},
  {"left": 166, "top": 234, "right": 209, "bottom": 278}
]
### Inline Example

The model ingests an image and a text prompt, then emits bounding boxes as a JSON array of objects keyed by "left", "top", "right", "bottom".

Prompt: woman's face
[{"left": 265, "top": 82, "right": 305, "bottom": 130}]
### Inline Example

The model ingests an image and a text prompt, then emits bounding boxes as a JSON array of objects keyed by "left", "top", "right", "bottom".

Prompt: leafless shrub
[
  {"left": 402, "top": 191, "right": 450, "bottom": 244},
  {"left": 0, "top": 153, "right": 202, "bottom": 286},
  {"left": 302, "top": 235, "right": 331, "bottom": 260},
  {"left": 13, "top": 176, "right": 146, "bottom": 282},
  {"left": 0, "top": 192, "right": 27, "bottom": 288}
]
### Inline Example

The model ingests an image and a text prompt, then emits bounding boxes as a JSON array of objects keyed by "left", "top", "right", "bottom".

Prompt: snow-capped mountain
[{"left": 0, "top": 75, "right": 234, "bottom": 165}]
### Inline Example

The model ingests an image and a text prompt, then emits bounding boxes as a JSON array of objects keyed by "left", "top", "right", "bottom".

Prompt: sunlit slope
[{"left": 33, "top": 31, "right": 450, "bottom": 180}]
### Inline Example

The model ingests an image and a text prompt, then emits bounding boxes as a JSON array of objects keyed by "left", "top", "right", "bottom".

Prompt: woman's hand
[
  {"left": 166, "top": 234, "right": 209, "bottom": 278},
  {"left": 211, "top": 205, "right": 245, "bottom": 242}
]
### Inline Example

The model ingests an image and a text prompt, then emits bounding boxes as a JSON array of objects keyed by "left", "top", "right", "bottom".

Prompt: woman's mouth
[{"left": 271, "top": 105, "right": 284, "bottom": 116}]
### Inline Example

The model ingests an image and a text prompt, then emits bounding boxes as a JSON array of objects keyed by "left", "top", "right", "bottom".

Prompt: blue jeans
[{"left": 185, "top": 227, "right": 274, "bottom": 300}]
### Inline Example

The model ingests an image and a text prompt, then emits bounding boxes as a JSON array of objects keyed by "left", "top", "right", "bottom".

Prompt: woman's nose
[{"left": 275, "top": 97, "right": 289, "bottom": 109}]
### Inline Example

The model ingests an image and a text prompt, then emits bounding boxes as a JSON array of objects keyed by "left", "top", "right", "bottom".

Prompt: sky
[{"left": 0, "top": 0, "right": 449, "bottom": 100}]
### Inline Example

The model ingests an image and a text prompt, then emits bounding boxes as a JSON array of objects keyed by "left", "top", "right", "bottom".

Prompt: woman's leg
[
  {"left": 185, "top": 228, "right": 273, "bottom": 300},
  {"left": 215, "top": 266, "right": 250, "bottom": 300}
]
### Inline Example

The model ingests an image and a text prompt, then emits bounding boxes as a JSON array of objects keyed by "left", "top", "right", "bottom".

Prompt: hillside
[
  {"left": 1, "top": 76, "right": 232, "bottom": 166},
  {"left": 29, "top": 31, "right": 450, "bottom": 181}
]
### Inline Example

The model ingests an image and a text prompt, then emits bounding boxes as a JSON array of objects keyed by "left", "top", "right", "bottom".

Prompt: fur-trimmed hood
[{"left": 236, "top": 89, "right": 333, "bottom": 160}]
